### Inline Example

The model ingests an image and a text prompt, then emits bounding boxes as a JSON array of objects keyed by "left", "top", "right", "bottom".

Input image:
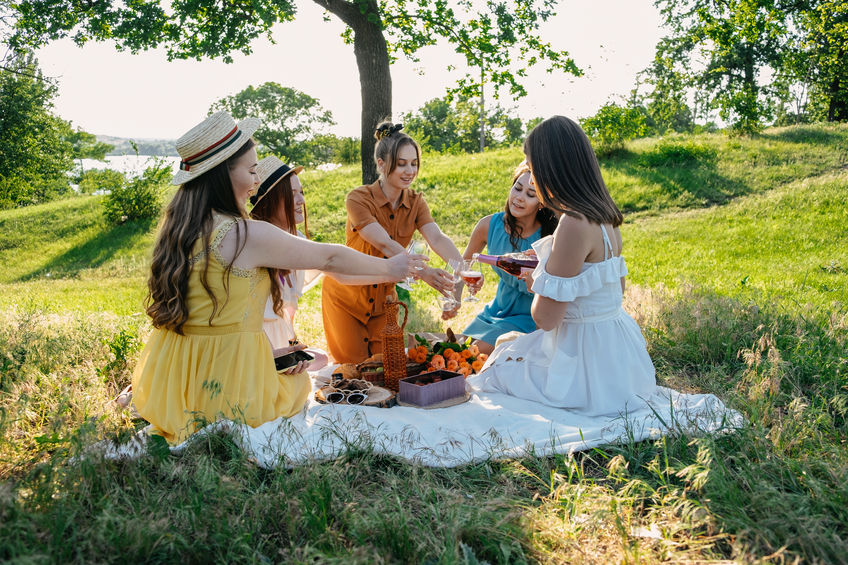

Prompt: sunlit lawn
[{"left": 1, "top": 124, "right": 846, "bottom": 562}]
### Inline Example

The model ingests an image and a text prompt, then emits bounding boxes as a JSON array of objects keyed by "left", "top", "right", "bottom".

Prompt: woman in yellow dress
[{"left": 132, "top": 112, "right": 424, "bottom": 444}]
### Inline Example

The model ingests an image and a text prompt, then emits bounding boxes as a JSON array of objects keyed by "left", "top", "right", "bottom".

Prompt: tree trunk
[
  {"left": 353, "top": 19, "right": 391, "bottom": 184},
  {"left": 479, "top": 61, "right": 485, "bottom": 153},
  {"left": 742, "top": 47, "right": 758, "bottom": 131},
  {"left": 313, "top": 0, "right": 391, "bottom": 184},
  {"left": 826, "top": 48, "right": 847, "bottom": 122}
]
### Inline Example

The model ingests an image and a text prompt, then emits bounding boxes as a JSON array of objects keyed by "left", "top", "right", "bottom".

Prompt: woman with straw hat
[
  {"left": 248, "top": 156, "right": 328, "bottom": 370},
  {"left": 131, "top": 111, "right": 425, "bottom": 444}
]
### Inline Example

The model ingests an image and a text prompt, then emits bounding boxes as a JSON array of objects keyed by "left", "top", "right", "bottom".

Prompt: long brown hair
[
  {"left": 249, "top": 172, "right": 310, "bottom": 318},
  {"left": 503, "top": 161, "right": 558, "bottom": 250},
  {"left": 374, "top": 120, "right": 421, "bottom": 178},
  {"left": 146, "top": 139, "right": 256, "bottom": 334},
  {"left": 524, "top": 116, "right": 623, "bottom": 227}
]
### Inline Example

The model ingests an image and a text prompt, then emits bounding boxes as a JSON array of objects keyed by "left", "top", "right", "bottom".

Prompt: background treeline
[
  {"left": 2, "top": 0, "right": 846, "bottom": 210},
  {"left": 572, "top": 0, "right": 848, "bottom": 154},
  {"left": 635, "top": 0, "right": 848, "bottom": 134}
]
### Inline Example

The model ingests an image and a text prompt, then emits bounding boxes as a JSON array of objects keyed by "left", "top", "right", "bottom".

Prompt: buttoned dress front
[{"left": 321, "top": 181, "right": 434, "bottom": 363}]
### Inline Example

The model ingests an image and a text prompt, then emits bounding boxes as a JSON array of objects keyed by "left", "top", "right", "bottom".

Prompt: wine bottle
[{"left": 472, "top": 252, "right": 539, "bottom": 277}]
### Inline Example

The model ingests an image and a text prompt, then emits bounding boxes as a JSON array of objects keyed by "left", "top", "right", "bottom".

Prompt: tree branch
[
  {"left": 381, "top": 11, "right": 478, "bottom": 64},
  {"left": 311, "top": 0, "right": 361, "bottom": 29},
  {"left": 0, "top": 63, "right": 43, "bottom": 79}
]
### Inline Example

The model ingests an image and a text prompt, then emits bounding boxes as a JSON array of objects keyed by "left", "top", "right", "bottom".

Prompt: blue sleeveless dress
[{"left": 463, "top": 212, "right": 541, "bottom": 345}]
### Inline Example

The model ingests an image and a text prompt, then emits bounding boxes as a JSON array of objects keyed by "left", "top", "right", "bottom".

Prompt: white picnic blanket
[{"left": 100, "top": 366, "right": 742, "bottom": 467}]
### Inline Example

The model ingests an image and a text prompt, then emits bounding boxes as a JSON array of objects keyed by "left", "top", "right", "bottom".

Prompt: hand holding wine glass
[
  {"left": 458, "top": 258, "right": 484, "bottom": 302},
  {"left": 440, "top": 259, "right": 464, "bottom": 318},
  {"left": 405, "top": 238, "right": 430, "bottom": 285}
]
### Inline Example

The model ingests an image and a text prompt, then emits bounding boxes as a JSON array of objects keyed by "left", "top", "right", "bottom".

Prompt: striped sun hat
[
  {"left": 251, "top": 156, "right": 304, "bottom": 206},
  {"left": 171, "top": 111, "right": 261, "bottom": 185}
]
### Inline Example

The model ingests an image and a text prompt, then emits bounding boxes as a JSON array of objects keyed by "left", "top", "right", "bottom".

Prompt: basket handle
[{"left": 397, "top": 300, "right": 408, "bottom": 329}]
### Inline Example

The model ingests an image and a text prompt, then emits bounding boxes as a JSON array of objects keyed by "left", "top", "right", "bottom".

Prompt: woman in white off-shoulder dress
[{"left": 468, "top": 116, "right": 656, "bottom": 416}]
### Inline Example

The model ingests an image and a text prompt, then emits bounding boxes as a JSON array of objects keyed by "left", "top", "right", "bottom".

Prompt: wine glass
[
  {"left": 446, "top": 258, "right": 465, "bottom": 301},
  {"left": 438, "top": 293, "right": 460, "bottom": 315},
  {"left": 406, "top": 238, "right": 429, "bottom": 286},
  {"left": 458, "top": 259, "right": 484, "bottom": 303}
]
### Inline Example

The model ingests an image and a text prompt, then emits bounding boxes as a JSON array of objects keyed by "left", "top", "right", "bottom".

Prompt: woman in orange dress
[{"left": 321, "top": 122, "right": 465, "bottom": 363}]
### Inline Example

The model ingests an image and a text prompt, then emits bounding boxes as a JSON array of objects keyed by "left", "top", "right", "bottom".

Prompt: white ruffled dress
[
  {"left": 467, "top": 226, "right": 656, "bottom": 416},
  {"left": 262, "top": 230, "right": 322, "bottom": 349}
]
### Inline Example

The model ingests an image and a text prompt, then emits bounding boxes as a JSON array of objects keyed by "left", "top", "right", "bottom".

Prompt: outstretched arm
[
  {"left": 419, "top": 222, "right": 464, "bottom": 266},
  {"left": 356, "top": 222, "right": 407, "bottom": 257},
  {"left": 220, "top": 220, "right": 425, "bottom": 282},
  {"left": 462, "top": 215, "right": 491, "bottom": 260},
  {"left": 418, "top": 222, "right": 463, "bottom": 296}
]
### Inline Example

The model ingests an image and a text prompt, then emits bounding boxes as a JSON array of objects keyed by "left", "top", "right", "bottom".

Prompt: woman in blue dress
[{"left": 455, "top": 161, "right": 558, "bottom": 355}]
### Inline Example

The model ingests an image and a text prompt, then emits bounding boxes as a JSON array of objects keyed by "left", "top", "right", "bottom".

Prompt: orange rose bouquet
[{"left": 408, "top": 329, "right": 488, "bottom": 377}]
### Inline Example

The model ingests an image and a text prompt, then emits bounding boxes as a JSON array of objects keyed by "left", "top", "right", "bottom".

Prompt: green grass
[
  {"left": 627, "top": 171, "right": 848, "bottom": 310},
  {"left": 3, "top": 123, "right": 846, "bottom": 314},
  {"left": 1, "top": 123, "right": 847, "bottom": 562}
]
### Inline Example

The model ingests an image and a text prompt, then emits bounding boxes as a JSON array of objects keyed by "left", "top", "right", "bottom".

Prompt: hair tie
[{"left": 376, "top": 123, "right": 404, "bottom": 140}]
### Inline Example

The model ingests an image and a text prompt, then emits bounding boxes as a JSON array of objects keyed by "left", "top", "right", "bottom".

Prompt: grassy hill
[
  {"left": 0, "top": 123, "right": 846, "bottom": 562},
  {"left": 2, "top": 123, "right": 845, "bottom": 316}
]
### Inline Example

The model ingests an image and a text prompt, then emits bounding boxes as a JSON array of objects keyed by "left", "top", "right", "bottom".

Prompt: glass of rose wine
[{"left": 458, "top": 259, "right": 484, "bottom": 302}]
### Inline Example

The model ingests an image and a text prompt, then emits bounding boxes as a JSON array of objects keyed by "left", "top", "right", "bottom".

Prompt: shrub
[
  {"left": 78, "top": 168, "right": 126, "bottom": 194},
  {"left": 580, "top": 103, "right": 647, "bottom": 155},
  {"left": 102, "top": 161, "right": 169, "bottom": 224},
  {"left": 641, "top": 139, "right": 717, "bottom": 167}
]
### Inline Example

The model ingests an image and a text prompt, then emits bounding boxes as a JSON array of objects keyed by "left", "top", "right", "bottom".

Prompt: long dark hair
[
  {"left": 146, "top": 139, "right": 255, "bottom": 334},
  {"left": 524, "top": 116, "right": 623, "bottom": 227},
  {"left": 503, "top": 161, "right": 558, "bottom": 250},
  {"left": 249, "top": 172, "right": 310, "bottom": 318}
]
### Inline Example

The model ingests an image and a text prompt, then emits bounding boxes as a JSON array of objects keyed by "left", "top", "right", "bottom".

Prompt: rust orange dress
[{"left": 321, "top": 181, "right": 434, "bottom": 363}]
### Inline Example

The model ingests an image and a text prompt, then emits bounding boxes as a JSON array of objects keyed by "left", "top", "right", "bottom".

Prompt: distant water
[
  {"left": 77, "top": 155, "right": 343, "bottom": 177},
  {"left": 78, "top": 155, "right": 181, "bottom": 177}
]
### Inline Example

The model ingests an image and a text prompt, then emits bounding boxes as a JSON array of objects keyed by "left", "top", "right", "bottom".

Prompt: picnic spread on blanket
[
  {"left": 104, "top": 328, "right": 742, "bottom": 468},
  {"left": 116, "top": 113, "right": 744, "bottom": 469}
]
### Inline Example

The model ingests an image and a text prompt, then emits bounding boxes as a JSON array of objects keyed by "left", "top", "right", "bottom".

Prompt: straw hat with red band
[
  {"left": 171, "top": 111, "right": 261, "bottom": 186},
  {"left": 251, "top": 155, "right": 304, "bottom": 206}
]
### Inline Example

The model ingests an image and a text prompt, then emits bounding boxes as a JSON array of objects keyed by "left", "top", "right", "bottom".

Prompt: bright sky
[{"left": 35, "top": 0, "right": 665, "bottom": 141}]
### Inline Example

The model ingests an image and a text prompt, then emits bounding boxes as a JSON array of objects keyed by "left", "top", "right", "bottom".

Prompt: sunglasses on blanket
[{"left": 326, "top": 388, "right": 369, "bottom": 405}]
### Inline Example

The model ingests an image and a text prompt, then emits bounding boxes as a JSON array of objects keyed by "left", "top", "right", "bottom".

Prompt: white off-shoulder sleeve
[{"left": 530, "top": 235, "right": 628, "bottom": 302}]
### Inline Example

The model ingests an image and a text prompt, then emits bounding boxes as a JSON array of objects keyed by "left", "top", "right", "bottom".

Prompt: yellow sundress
[{"left": 132, "top": 217, "right": 311, "bottom": 444}]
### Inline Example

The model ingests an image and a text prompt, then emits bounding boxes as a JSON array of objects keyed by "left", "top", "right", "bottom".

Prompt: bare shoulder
[
  {"left": 546, "top": 213, "right": 594, "bottom": 276},
  {"left": 475, "top": 214, "right": 494, "bottom": 232},
  {"left": 243, "top": 218, "right": 285, "bottom": 238},
  {"left": 553, "top": 212, "right": 595, "bottom": 246}
]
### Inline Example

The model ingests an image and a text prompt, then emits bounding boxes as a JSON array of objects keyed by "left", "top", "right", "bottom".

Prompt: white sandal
[{"left": 114, "top": 384, "right": 133, "bottom": 408}]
